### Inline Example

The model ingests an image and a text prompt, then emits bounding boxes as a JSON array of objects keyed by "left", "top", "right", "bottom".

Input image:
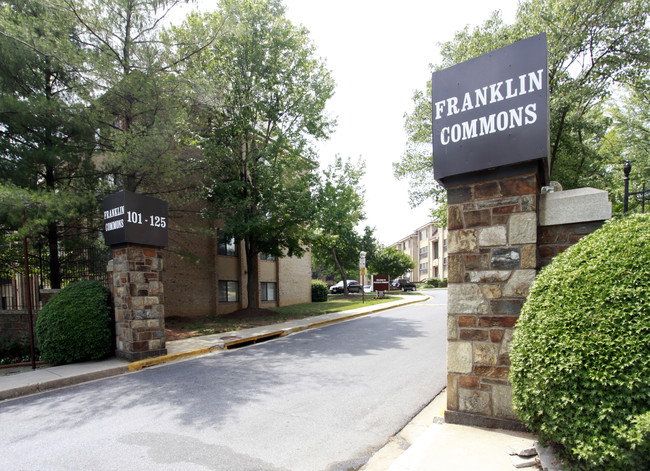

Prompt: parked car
[
  {"left": 329, "top": 280, "right": 363, "bottom": 294},
  {"left": 392, "top": 278, "right": 417, "bottom": 291}
]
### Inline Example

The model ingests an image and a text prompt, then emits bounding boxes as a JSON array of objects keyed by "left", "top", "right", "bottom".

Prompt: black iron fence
[
  {"left": 623, "top": 161, "right": 650, "bottom": 214},
  {"left": 0, "top": 246, "right": 111, "bottom": 312}
]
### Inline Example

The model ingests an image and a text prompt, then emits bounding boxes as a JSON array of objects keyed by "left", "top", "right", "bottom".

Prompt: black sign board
[
  {"left": 103, "top": 191, "right": 168, "bottom": 247},
  {"left": 432, "top": 34, "right": 549, "bottom": 186}
]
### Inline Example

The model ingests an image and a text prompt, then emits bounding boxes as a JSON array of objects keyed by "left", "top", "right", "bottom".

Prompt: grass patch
[
  {"left": 165, "top": 295, "right": 399, "bottom": 340},
  {"left": 271, "top": 295, "right": 396, "bottom": 317}
]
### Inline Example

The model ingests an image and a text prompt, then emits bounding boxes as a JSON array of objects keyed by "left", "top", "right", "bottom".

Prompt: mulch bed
[{"left": 164, "top": 308, "right": 278, "bottom": 341}]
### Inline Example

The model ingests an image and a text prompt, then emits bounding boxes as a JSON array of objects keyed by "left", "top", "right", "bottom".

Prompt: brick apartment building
[
  {"left": 162, "top": 204, "right": 312, "bottom": 318},
  {"left": 390, "top": 221, "right": 448, "bottom": 282}
]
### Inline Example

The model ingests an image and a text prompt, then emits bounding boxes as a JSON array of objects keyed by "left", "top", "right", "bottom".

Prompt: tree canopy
[
  {"left": 171, "top": 0, "right": 336, "bottom": 307},
  {"left": 0, "top": 0, "right": 100, "bottom": 286},
  {"left": 312, "top": 156, "right": 369, "bottom": 293},
  {"left": 396, "top": 0, "right": 650, "bottom": 218},
  {"left": 369, "top": 246, "right": 415, "bottom": 282},
  {"left": 0, "top": 0, "right": 342, "bottom": 302}
]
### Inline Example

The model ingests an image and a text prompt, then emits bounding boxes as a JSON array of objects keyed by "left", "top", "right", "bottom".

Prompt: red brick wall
[{"left": 538, "top": 221, "right": 605, "bottom": 267}]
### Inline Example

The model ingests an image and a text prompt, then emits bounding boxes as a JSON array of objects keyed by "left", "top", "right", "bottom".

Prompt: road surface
[{"left": 0, "top": 290, "right": 447, "bottom": 470}]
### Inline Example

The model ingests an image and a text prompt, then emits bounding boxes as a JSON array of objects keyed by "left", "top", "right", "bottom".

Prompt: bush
[
  {"left": 421, "top": 278, "right": 447, "bottom": 288},
  {"left": 0, "top": 336, "right": 38, "bottom": 364},
  {"left": 36, "top": 280, "right": 112, "bottom": 365},
  {"left": 424, "top": 277, "right": 441, "bottom": 287},
  {"left": 311, "top": 280, "right": 329, "bottom": 302},
  {"left": 510, "top": 215, "right": 650, "bottom": 470}
]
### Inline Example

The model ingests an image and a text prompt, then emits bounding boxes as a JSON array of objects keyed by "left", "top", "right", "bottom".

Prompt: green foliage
[
  {"left": 0, "top": 336, "right": 38, "bottom": 364},
  {"left": 0, "top": 0, "right": 103, "bottom": 286},
  {"left": 36, "top": 280, "right": 112, "bottom": 365},
  {"left": 369, "top": 247, "right": 415, "bottom": 282},
  {"left": 311, "top": 280, "right": 329, "bottom": 303},
  {"left": 312, "top": 156, "right": 369, "bottom": 286},
  {"left": 510, "top": 214, "right": 650, "bottom": 469},
  {"left": 173, "top": 0, "right": 335, "bottom": 306},
  {"left": 422, "top": 277, "right": 447, "bottom": 288},
  {"left": 397, "top": 0, "right": 650, "bottom": 213},
  {"left": 601, "top": 87, "right": 650, "bottom": 216}
]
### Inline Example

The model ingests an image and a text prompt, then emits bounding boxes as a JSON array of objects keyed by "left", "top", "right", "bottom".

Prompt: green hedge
[
  {"left": 311, "top": 280, "right": 329, "bottom": 302},
  {"left": 510, "top": 215, "right": 650, "bottom": 469},
  {"left": 422, "top": 277, "right": 448, "bottom": 288},
  {"left": 36, "top": 280, "right": 113, "bottom": 365}
]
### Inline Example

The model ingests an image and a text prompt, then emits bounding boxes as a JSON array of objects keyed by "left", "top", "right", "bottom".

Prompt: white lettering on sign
[
  {"left": 124, "top": 211, "right": 167, "bottom": 228},
  {"left": 103, "top": 205, "right": 125, "bottom": 220},
  {"left": 440, "top": 104, "right": 538, "bottom": 145},
  {"left": 105, "top": 219, "right": 124, "bottom": 232},
  {"left": 434, "top": 69, "right": 544, "bottom": 147}
]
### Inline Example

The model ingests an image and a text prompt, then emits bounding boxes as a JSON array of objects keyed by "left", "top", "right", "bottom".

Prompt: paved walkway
[{"left": 0, "top": 294, "right": 559, "bottom": 470}]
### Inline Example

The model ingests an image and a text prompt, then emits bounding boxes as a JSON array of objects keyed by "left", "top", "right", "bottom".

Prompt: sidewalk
[{"left": 0, "top": 294, "right": 558, "bottom": 470}]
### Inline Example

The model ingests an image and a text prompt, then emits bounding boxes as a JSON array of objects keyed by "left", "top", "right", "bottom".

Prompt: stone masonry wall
[
  {"left": 445, "top": 171, "right": 540, "bottom": 430},
  {"left": 108, "top": 246, "right": 166, "bottom": 361}
]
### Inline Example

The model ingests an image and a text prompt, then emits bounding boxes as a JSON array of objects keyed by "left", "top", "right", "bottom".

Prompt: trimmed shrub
[
  {"left": 311, "top": 280, "right": 329, "bottom": 302},
  {"left": 425, "top": 277, "right": 441, "bottom": 287},
  {"left": 510, "top": 215, "right": 650, "bottom": 470},
  {"left": 422, "top": 278, "right": 448, "bottom": 288},
  {"left": 36, "top": 280, "right": 112, "bottom": 365}
]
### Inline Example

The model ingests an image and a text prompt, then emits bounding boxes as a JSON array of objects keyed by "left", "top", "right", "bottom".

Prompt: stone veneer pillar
[
  {"left": 108, "top": 245, "right": 166, "bottom": 361},
  {"left": 445, "top": 169, "right": 540, "bottom": 431}
]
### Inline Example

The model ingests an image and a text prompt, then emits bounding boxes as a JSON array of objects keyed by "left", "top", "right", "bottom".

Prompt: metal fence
[
  {"left": 0, "top": 247, "right": 112, "bottom": 312},
  {"left": 623, "top": 161, "right": 650, "bottom": 214}
]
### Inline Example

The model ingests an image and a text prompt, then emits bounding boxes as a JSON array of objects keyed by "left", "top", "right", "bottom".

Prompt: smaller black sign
[{"left": 103, "top": 191, "right": 168, "bottom": 247}]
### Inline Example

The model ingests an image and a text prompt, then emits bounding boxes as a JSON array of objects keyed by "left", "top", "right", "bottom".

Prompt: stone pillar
[
  {"left": 108, "top": 245, "right": 166, "bottom": 361},
  {"left": 445, "top": 169, "right": 540, "bottom": 431}
]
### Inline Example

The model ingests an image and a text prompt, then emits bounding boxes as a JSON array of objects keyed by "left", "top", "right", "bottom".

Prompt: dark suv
[{"left": 392, "top": 278, "right": 417, "bottom": 291}]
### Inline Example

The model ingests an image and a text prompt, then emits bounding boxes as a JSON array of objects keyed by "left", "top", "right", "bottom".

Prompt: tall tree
[
  {"left": 396, "top": 0, "right": 650, "bottom": 213},
  {"left": 369, "top": 246, "right": 415, "bottom": 283},
  {"left": 312, "top": 156, "right": 366, "bottom": 294},
  {"left": 600, "top": 84, "right": 650, "bottom": 214},
  {"left": 59, "top": 0, "right": 200, "bottom": 194},
  {"left": 0, "top": 0, "right": 98, "bottom": 288},
  {"left": 173, "top": 0, "right": 335, "bottom": 308}
]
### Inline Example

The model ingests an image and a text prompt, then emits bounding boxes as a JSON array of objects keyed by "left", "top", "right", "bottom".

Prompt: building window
[
  {"left": 434, "top": 243, "right": 440, "bottom": 260},
  {"left": 218, "top": 280, "right": 239, "bottom": 302},
  {"left": 261, "top": 282, "right": 277, "bottom": 301},
  {"left": 419, "top": 246, "right": 428, "bottom": 259},
  {"left": 420, "top": 262, "right": 428, "bottom": 273},
  {"left": 260, "top": 253, "right": 276, "bottom": 261},
  {"left": 217, "top": 231, "right": 238, "bottom": 256}
]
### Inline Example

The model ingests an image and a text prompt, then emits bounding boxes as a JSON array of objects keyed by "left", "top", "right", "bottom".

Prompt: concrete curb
[
  {"left": 128, "top": 295, "right": 429, "bottom": 372},
  {"left": 2, "top": 295, "right": 430, "bottom": 399},
  {"left": 0, "top": 366, "right": 129, "bottom": 401}
]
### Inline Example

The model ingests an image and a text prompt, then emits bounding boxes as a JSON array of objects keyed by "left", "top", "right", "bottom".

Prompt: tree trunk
[
  {"left": 245, "top": 237, "right": 260, "bottom": 309},
  {"left": 330, "top": 247, "right": 349, "bottom": 295},
  {"left": 43, "top": 67, "right": 61, "bottom": 289},
  {"left": 47, "top": 222, "right": 61, "bottom": 289}
]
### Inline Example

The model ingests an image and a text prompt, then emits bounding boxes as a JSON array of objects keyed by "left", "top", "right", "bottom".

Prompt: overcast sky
[{"left": 175, "top": 0, "right": 521, "bottom": 245}]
